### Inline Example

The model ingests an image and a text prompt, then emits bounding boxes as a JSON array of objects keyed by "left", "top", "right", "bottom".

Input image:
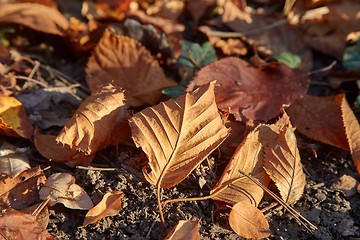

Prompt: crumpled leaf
[
  {"left": 0, "top": 208, "right": 56, "bottom": 240},
  {"left": 0, "top": 95, "right": 34, "bottom": 139},
  {"left": 0, "top": 166, "right": 46, "bottom": 210},
  {"left": 0, "top": 150, "right": 30, "bottom": 178},
  {"left": 229, "top": 201, "right": 270, "bottom": 240},
  {"left": 331, "top": 174, "right": 358, "bottom": 197},
  {"left": 187, "top": 57, "right": 309, "bottom": 123},
  {"left": 39, "top": 173, "right": 93, "bottom": 210},
  {"left": 86, "top": 29, "right": 176, "bottom": 107},
  {"left": 83, "top": 190, "right": 124, "bottom": 226},
  {"left": 82, "top": 0, "right": 131, "bottom": 21},
  {"left": 0, "top": 3, "right": 69, "bottom": 36},
  {"left": 164, "top": 220, "right": 200, "bottom": 240},
  {"left": 129, "top": 82, "right": 229, "bottom": 188},
  {"left": 263, "top": 124, "right": 306, "bottom": 204},
  {"left": 34, "top": 83, "right": 128, "bottom": 166}
]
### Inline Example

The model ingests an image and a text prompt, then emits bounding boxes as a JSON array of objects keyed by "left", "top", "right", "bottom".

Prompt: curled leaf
[
  {"left": 0, "top": 141, "right": 30, "bottom": 177},
  {"left": 83, "top": 190, "right": 124, "bottom": 226},
  {"left": 229, "top": 201, "right": 270, "bottom": 240},
  {"left": 39, "top": 173, "right": 93, "bottom": 210}
]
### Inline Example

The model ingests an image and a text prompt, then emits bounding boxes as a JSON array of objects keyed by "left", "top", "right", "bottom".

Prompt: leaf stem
[{"left": 157, "top": 185, "right": 165, "bottom": 223}]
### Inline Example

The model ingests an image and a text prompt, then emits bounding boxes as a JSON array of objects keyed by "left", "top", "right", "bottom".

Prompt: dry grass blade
[{"left": 129, "top": 82, "right": 229, "bottom": 222}]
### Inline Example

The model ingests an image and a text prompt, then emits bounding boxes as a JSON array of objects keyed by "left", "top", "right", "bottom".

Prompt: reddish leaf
[
  {"left": 83, "top": 190, "right": 124, "bottom": 226},
  {"left": 164, "top": 220, "right": 200, "bottom": 240},
  {"left": 0, "top": 208, "right": 56, "bottom": 240},
  {"left": 0, "top": 3, "right": 69, "bottom": 36},
  {"left": 0, "top": 95, "right": 33, "bottom": 139},
  {"left": 229, "top": 201, "right": 270, "bottom": 240},
  {"left": 187, "top": 57, "right": 309, "bottom": 123}
]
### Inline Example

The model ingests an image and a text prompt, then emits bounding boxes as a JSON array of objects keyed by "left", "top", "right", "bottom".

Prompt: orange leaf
[
  {"left": 129, "top": 82, "right": 229, "bottom": 188},
  {"left": 34, "top": 84, "right": 128, "bottom": 166},
  {"left": 263, "top": 124, "right": 306, "bottom": 204},
  {"left": 0, "top": 208, "right": 56, "bottom": 240},
  {"left": 286, "top": 94, "right": 349, "bottom": 150},
  {"left": 164, "top": 220, "right": 200, "bottom": 240},
  {"left": 187, "top": 57, "right": 309, "bottom": 123},
  {"left": 83, "top": 190, "right": 124, "bottom": 226},
  {"left": 229, "top": 201, "right": 270, "bottom": 240},
  {"left": 0, "top": 166, "right": 46, "bottom": 210},
  {"left": 39, "top": 173, "right": 93, "bottom": 210},
  {"left": 0, "top": 95, "right": 33, "bottom": 139},
  {"left": 0, "top": 3, "right": 69, "bottom": 36},
  {"left": 86, "top": 29, "right": 176, "bottom": 107},
  {"left": 211, "top": 113, "right": 290, "bottom": 206}
]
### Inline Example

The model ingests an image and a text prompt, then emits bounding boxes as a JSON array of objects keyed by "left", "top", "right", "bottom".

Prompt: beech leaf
[
  {"left": 0, "top": 208, "right": 56, "bottom": 240},
  {"left": 83, "top": 190, "right": 124, "bottom": 226},
  {"left": 39, "top": 173, "right": 93, "bottom": 210},
  {"left": 187, "top": 57, "right": 309, "bottom": 123},
  {"left": 86, "top": 29, "right": 176, "bottom": 107},
  {"left": 129, "top": 82, "right": 229, "bottom": 189},
  {"left": 0, "top": 141, "right": 30, "bottom": 177},
  {"left": 229, "top": 201, "right": 270, "bottom": 240},
  {"left": 0, "top": 3, "right": 69, "bottom": 36},
  {"left": 164, "top": 220, "right": 200, "bottom": 240},
  {"left": 263, "top": 124, "right": 306, "bottom": 204}
]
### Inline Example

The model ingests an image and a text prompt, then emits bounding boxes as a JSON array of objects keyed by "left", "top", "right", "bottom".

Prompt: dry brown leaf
[
  {"left": 83, "top": 190, "right": 124, "bottom": 226},
  {"left": 129, "top": 82, "right": 229, "bottom": 188},
  {"left": 34, "top": 84, "right": 128, "bottom": 166},
  {"left": 0, "top": 208, "right": 56, "bottom": 240},
  {"left": 229, "top": 201, "right": 270, "bottom": 240},
  {"left": 164, "top": 220, "right": 200, "bottom": 240},
  {"left": 146, "top": 0, "right": 184, "bottom": 21},
  {"left": 341, "top": 95, "right": 360, "bottom": 175},
  {"left": 211, "top": 112, "right": 290, "bottom": 206},
  {"left": 0, "top": 3, "right": 69, "bottom": 36},
  {"left": 82, "top": 0, "right": 131, "bottom": 21},
  {"left": 286, "top": 94, "right": 349, "bottom": 150},
  {"left": 39, "top": 173, "right": 93, "bottom": 210},
  {"left": 186, "top": 0, "right": 215, "bottom": 23},
  {"left": 0, "top": 166, "right": 46, "bottom": 210},
  {"left": 86, "top": 29, "right": 176, "bottom": 107},
  {"left": 0, "top": 141, "right": 30, "bottom": 177},
  {"left": 22, "top": 203, "right": 50, "bottom": 229},
  {"left": 263, "top": 124, "right": 306, "bottom": 204},
  {"left": 331, "top": 174, "right": 358, "bottom": 197},
  {"left": 187, "top": 57, "right": 309, "bottom": 123}
]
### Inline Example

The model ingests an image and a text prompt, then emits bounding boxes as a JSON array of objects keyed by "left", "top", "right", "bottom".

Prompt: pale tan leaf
[
  {"left": 263, "top": 124, "right": 306, "bottom": 204},
  {"left": 86, "top": 29, "right": 176, "bottom": 107},
  {"left": 211, "top": 113, "right": 290, "bottom": 206},
  {"left": 0, "top": 141, "right": 30, "bottom": 177},
  {"left": 83, "top": 190, "right": 124, "bottom": 226},
  {"left": 0, "top": 3, "right": 69, "bottom": 36},
  {"left": 0, "top": 166, "right": 46, "bottom": 210},
  {"left": 129, "top": 82, "right": 229, "bottom": 188},
  {"left": 229, "top": 201, "right": 270, "bottom": 240},
  {"left": 0, "top": 208, "right": 56, "bottom": 240},
  {"left": 331, "top": 174, "right": 358, "bottom": 197},
  {"left": 341, "top": 96, "right": 360, "bottom": 175},
  {"left": 164, "top": 220, "right": 200, "bottom": 240},
  {"left": 39, "top": 173, "right": 93, "bottom": 210}
]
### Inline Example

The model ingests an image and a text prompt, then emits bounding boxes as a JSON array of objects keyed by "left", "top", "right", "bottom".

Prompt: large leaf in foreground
[
  {"left": 129, "top": 82, "right": 229, "bottom": 188},
  {"left": 263, "top": 125, "right": 306, "bottom": 204}
]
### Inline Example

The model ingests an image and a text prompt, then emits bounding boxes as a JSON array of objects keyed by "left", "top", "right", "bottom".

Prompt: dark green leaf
[
  {"left": 271, "top": 51, "right": 301, "bottom": 69},
  {"left": 343, "top": 40, "right": 360, "bottom": 71},
  {"left": 177, "top": 40, "right": 217, "bottom": 69}
]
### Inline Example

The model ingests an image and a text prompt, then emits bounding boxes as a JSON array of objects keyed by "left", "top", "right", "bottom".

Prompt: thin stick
[
  {"left": 145, "top": 219, "right": 157, "bottom": 240},
  {"left": 28, "top": 60, "right": 40, "bottom": 79},
  {"left": 75, "top": 165, "right": 117, "bottom": 171},
  {"left": 157, "top": 186, "right": 165, "bottom": 223},
  {"left": 32, "top": 195, "right": 50, "bottom": 217},
  {"left": 16, "top": 76, "right": 48, "bottom": 88},
  {"left": 239, "top": 170, "right": 318, "bottom": 232}
]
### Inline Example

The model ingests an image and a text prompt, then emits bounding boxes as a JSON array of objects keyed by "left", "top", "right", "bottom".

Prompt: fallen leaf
[
  {"left": 229, "top": 201, "right": 271, "bottom": 240},
  {"left": 22, "top": 203, "right": 50, "bottom": 229},
  {"left": 286, "top": 94, "right": 349, "bottom": 150},
  {"left": 263, "top": 124, "right": 306, "bottom": 204},
  {"left": 0, "top": 166, "right": 46, "bottom": 210},
  {"left": 129, "top": 82, "right": 229, "bottom": 188},
  {"left": 186, "top": 0, "right": 215, "bottom": 23},
  {"left": 83, "top": 190, "right": 124, "bottom": 226},
  {"left": 0, "top": 208, "right": 56, "bottom": 240},
  {"left": 34, "top": 84, "right": 128, "bottom": 166},
  {"left": 0, "top": 152, "right": 30, "bottom": 178},
  {"left": 0, "top": 95, "right": 34, "bottom": 139},
  {"left": 86, "top": 29, "right": 176, "bottom": 107},
  {"left": 178, "top": 40, "right": 217, "bottom": 69},
  {"left": 164, "top": 220, "right": 200, "bottom": 240},
  {"left": 188, "top": 57, "right": 309, "bottom": 123},
  {"left": 0, "top": 3, "right": 69, "bottom": 36},
  {"left": 331, "top": 174, "right": 358, "bottom": 197},
  {"left": 146, "top": 0, "right": 184, "bottom": 21},
  {"left": 39, "top": 173, "right": 93, "bottom": 210},
  {"left": 343, "top": 40, "right": 360, "bottom": 71}
]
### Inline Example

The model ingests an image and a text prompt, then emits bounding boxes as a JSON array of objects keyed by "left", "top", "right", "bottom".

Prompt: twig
[
  {"left": 28, "top": 60, "right": 40, "bottom": 79},
  {"left": 32, "top": 195, "right": 50, "bottom": 217},
  {"left": 145, "top": 219, "right": 157, "bottom": 240},
  {"left": 76, "top": 165, "right": 118, "bottom": 171},
  {"left": 16, "top": 76, "right": 48, "bottom": 88}
]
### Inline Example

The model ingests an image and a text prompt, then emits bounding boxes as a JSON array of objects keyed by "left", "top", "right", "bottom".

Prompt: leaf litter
[{"left": 0, "top": 0, "right": 360, "bottom": 239}]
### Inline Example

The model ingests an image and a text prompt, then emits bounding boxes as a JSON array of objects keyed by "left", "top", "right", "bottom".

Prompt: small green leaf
[
  {"left": 343, "top": 40, "right": 360, "bottom": 71},
  {"left": 162, "top": 86, "right": 186, "bottom": 99},
  {"left": 271, "top": 51, "right": 301, "bottom": 69},
  {"left": 178, "top": 40, "right": 217, "bottom": 69}
]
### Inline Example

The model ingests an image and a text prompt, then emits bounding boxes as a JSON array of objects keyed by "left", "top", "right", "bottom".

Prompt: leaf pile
[{"left": 0, "top": 0, "right": 360, "bottom": 239}]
